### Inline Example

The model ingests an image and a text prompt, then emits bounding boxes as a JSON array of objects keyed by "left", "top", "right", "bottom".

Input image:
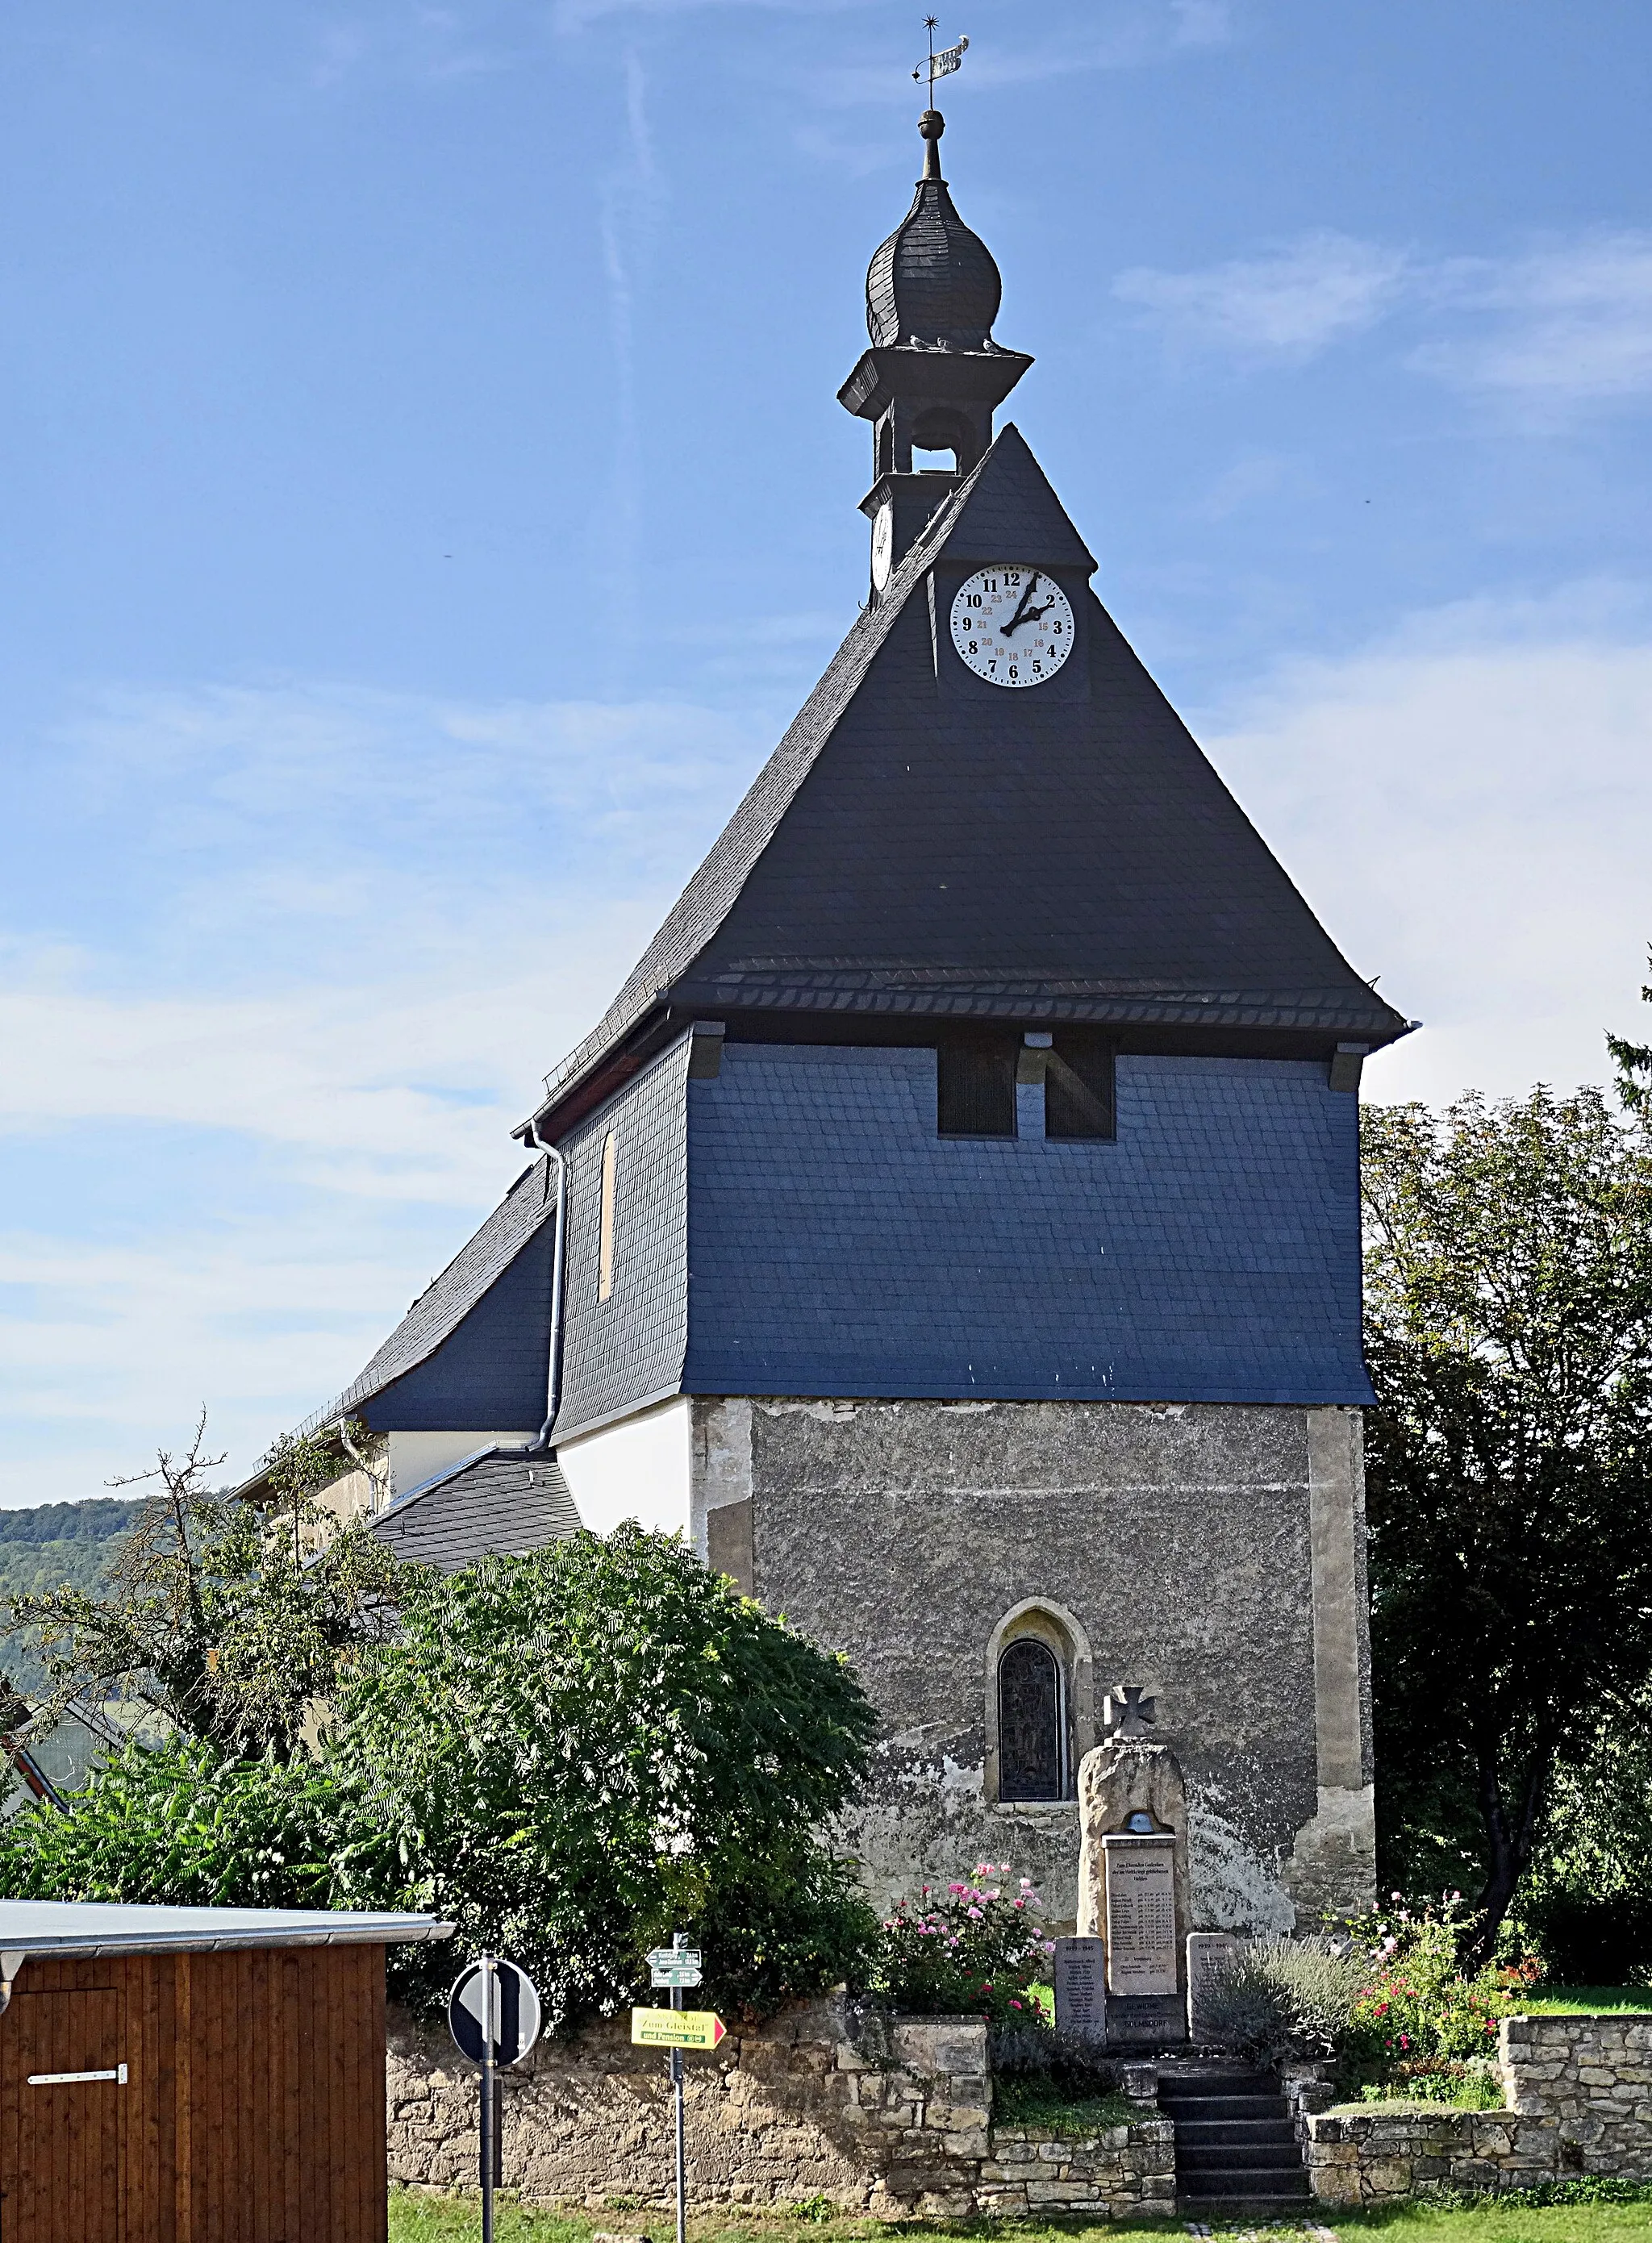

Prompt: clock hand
[{"left": 999, "top": 571, "right": 1041, "bottom": 637}]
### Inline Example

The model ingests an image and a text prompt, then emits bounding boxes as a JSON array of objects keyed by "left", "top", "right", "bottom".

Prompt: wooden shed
[{"left": 0, "top": 1899, "right": 452, "bottom": 2242}]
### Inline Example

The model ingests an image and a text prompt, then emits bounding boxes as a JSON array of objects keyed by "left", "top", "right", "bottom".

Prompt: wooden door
[{"left": 0, "top": 1986, "right": 126, "bottom": 2241}]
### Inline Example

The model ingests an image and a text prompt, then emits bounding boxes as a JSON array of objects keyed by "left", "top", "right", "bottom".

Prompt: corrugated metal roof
[{"left": 0, "top": 1901, "right": 453, "bottom": 1957}]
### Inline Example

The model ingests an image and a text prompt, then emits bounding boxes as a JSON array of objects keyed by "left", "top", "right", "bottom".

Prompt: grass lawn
[
  {"left": 387, "top": 2196, "right": 1652, "bottom": 2243},
  {"left": 1518, "top": 1990, "right": 1652, "bottom": 2016}
]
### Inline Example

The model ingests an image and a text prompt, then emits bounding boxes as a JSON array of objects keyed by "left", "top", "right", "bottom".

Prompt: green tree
[
  {"left": 1608, "top": 948, "right": 1652, "bottom": 1115},
  {"left": 1, "top": 1528, "right": 881, "bottom": 2032},
  {"left": 3, "top": 1412, "right": 409, "bottom": 1757},
  {"left": 323, "top": 1527, "right": 880, "bottom": 2024},
  {"left": 1362, "top": 1088, "right": 1652, "bottom": 1958}
]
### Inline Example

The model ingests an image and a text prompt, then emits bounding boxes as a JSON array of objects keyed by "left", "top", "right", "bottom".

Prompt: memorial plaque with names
[
  {"left": 1100, "top": 1834, "right": 1178, "bottom": 1997},
  {"left": 1186, "top": 1932, "right": 1242, "bottom": 2042},
  {"left": 1052, "top": 1937, "right": 1106, "bottom": 2042}
]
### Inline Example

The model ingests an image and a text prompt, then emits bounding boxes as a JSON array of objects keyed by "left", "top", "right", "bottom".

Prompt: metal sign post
[
  {"left": 646, "top": 1932, "right": 703, "bottom": 2243},
  {"left": 670, "top": 1936, "right": 687, "bottom": 2243},
  {"left": 448, "top": 1953, "right": 544, "bottom": 2243},
  {"left": 480, "top": 1955, "right": 496, "bottom": 2243}
]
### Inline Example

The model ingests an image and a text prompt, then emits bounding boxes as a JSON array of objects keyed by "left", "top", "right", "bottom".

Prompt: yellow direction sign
[{"left": 631, "top": 2007, "right": 726, "bottom": 2050}]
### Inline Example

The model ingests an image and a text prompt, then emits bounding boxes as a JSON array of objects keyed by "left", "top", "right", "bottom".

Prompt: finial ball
[{"left": 919, "top": 109, "right": 945, "bottom": 140}]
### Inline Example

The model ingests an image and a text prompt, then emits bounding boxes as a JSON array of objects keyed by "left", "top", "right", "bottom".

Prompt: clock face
[
  {"left": 870, "top": 501, "right": 895, "bottom": 591},
  {"left": 949, "top": 567, "right": 1075, "bottom": 688}
]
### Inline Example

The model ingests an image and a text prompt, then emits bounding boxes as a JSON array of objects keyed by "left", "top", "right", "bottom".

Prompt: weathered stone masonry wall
[
  {"left": 387, "top": 2001, "right": 1173, "bottom": 2219},
  {"left": 1301, "top": 2016, "right": 1652, "bottom": 2203},
  {"left": 725, "top": 1393, "right": 1374, "bottom": 1928}
]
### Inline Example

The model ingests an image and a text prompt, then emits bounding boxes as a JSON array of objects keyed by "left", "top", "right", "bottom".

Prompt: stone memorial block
[
  {"left": 1100, "top": 1833, "right": 1178, "bottom": 1998},
  {"left": 1186, "top": 1932, "right": 1242, "bottom": 2042},
  {"left": 1052, "top": 1936, "right": 1106, "bottom": 2042}
]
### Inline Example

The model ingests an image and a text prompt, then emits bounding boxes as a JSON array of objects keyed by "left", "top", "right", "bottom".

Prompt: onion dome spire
[
  {"left": 866, "top": 110, "right": 1004, "bottom": 352},
  {"left": 839, "top": 108, "right": 1033, "bottom": 590}
]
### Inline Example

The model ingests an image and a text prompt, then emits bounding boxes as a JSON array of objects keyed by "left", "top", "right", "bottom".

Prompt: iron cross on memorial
[{"left": 1105, "top": 1685, "right": 1157, "bottom": 1738}]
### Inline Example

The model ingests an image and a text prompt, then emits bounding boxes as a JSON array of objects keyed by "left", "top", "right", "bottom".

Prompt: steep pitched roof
[
  {"left": 528, "top": 427, "right": 1406, "bottom": 1130},
  {"left": 293, "top": 1157, "right": 559, "bottom": 1439},
  {"left": 369, "top": 1445, "right": 580, "bottom": 1573}
]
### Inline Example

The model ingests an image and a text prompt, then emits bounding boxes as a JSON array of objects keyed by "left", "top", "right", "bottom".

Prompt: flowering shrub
[
  {"left": 875, "top": 1864, "right": 1053, "bottom": 2023},
  {"left": 1338, "top": 1890, "right": 1541, "bottom": 2099}
]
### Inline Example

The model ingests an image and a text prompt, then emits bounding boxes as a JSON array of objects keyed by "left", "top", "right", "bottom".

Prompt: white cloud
[
  {"left": 0, "top": 676, "right": 772, "bottom": 1500},
  {"left": 8, "top": 607, "right": 1650, "bottom": 1503},
  {"left": 1412, "top": 233, "right": 1652, "bottom": 406},
  {"left": 1116, "top": 230, "right": 1409, "bottom": 361},
  {"left": 1119, "top": 226, "right": 1652, "bottom": 413},
  {"left": 1199, "top": 586, "right": 1652, "bottom": 1111}
]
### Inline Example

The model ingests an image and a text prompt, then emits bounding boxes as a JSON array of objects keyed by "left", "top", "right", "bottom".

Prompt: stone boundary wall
[
  {"left": 1299, "top": 2015, "right": 1652, "bottom": 2204},
  {"left": 386, "top": 1999, "right": 1172, "bottom": 2218}
]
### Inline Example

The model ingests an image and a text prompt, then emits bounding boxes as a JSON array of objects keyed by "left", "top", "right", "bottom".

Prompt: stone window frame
[{"left": 983, "top": 1599, "right": 1095, "bottom": 1811}]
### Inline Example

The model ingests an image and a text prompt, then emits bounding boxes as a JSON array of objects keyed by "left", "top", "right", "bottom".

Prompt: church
[{"left": 250, "top": 104, "right": 1411, "bottom": 1936}]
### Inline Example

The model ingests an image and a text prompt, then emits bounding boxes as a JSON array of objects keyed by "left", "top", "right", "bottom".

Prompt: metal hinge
[{"left": 27, "top": 2064, "right": 127, "bottom": 2086}]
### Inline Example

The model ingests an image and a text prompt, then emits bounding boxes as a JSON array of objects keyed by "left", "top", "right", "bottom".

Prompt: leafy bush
[
  {"left": 1199, "top": 1938, "right": 1366, "bottom": 2066},
  {"left": 0, "top": 1735, "right": 336, "bottom": 1909},
  {"left": 1357, "top": 2059, "right": 1504, "bottom": 2110},
  {"left": 1, "top": 1528, "right": 882, "bottom": 2034},
  {"left": 874, "top": 1866, "right": 1053, "bottom": 2024},
  {"left": 321, "top": 1528, "right": 879, "bottom": 2025},
  {"left": 1340, "top": 1893, "right": 1537, "bottom": 2091}
]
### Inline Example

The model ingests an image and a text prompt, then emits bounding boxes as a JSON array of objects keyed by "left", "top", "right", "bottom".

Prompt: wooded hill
[{"left": 0, "top": 1499, "right": 139, "bottom": 1699}]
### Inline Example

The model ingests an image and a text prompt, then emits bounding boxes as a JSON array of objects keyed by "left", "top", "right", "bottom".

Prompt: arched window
[{"left": 997, "top": 1638, "right": 1066, "bottom": 1801}]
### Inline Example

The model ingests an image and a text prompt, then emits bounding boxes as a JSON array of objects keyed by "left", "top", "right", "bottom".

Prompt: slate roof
[
  {"left": 293, "top": 1157, "right": 559, "bottom": 1440},
  {"left": 866, "top": 172, "right": 1003, "bottom": 349},
  {"left": 525, "top": 426, "right": 1408, "bottom": 1137},
  {"left": 369, "top": 1445, "right": 581, "bottom": 1573}
]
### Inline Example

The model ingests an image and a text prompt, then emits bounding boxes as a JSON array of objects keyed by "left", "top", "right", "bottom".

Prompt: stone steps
[{"left": 1159, "top": 2066, "right": 1312, "bottom": 2215}]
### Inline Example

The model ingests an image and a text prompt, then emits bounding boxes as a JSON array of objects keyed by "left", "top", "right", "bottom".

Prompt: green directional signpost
[{"left": 632, "top": 1936, "right": 724, "bottom": 2243}]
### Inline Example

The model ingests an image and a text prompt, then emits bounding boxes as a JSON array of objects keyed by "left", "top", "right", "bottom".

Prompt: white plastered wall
[
  {"left": 555, "top": 1396, "right": 694, "bottom": 1538},
  {"left": 386, "top": 1429, "right": 537, "bottom": 1500}
]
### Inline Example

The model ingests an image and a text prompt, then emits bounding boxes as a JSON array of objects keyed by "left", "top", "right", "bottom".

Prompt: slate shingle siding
[
  {"left": 300, "top": 1158, "right": 559, "bottom": 1436},
  {"left": 682, "top": 1044, "right": 1369, "bottom": 1405},
  {"left": 361, "top": 1220, "right": 557, "bottom": 1432},
  {"left": 370, "top": 1451, "right": 580, "bottom": 1573},
  {"left": 536, "top": 430, "right": 1404, "bottom": 1114},
  {"left": 554, "top": 1039, "right": 692, "bottom": 1439}
]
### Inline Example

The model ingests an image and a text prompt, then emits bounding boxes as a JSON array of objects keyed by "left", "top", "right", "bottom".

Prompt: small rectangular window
[
  {"left": 937, "top": 1036, "right": 1018, "bottom": 1137},
  {"left": 1045, "top": 1035, "right": 1116, "bottom": 1140},
  {"left": 597, "top": 1131, "right": 617, "bottom": 1301}
]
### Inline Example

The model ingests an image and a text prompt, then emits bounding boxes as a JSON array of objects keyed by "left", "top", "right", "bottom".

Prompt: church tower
[{"left": 286, "top": 106, "right": 1410, "bottom": 1934}]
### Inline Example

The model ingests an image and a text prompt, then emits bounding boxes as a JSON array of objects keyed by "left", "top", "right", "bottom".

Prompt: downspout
[{"left": 524, "top": 1126, "right": 569, "bottom": 1454}]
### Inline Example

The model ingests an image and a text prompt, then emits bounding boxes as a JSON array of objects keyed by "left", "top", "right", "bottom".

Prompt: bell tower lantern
[{"left": 837, "top": 109, "right": 1032, "bottom": 592}]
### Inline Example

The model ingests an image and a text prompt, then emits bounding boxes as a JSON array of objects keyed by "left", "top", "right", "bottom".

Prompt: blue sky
[{"left": 3, "top": 0, "right": 1650, "bottom": 1501}]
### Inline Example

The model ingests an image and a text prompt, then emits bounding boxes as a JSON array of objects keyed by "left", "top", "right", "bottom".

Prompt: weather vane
[{"left": 913, "top": 15, "right": 969, "bottom": 102}]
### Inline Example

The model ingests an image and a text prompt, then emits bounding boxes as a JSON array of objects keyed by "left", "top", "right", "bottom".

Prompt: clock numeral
[{"left": 967, "top": 642, "right": 978, "bottom": 655}]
